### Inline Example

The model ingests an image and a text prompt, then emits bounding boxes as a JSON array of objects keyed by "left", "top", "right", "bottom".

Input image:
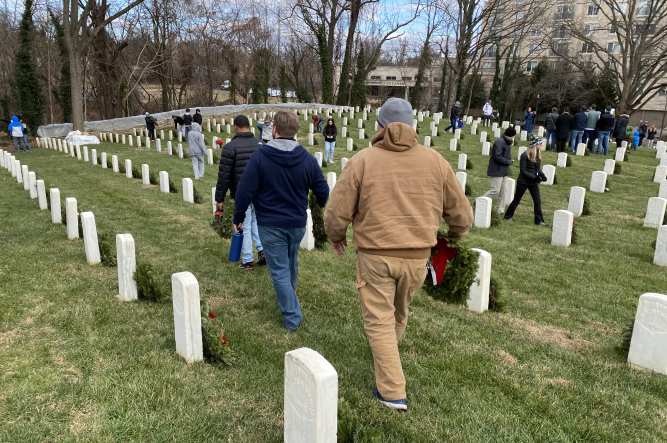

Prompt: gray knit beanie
[{"left": 378, "top": 98, "right": 413, "bottom": 128}]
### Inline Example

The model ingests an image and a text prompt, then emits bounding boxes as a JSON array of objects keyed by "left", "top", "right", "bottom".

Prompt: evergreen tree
[
  {"left": 50, "top": 12, "right": 71, "bottom": 123},
  {"left": 15, "top": 0, "right": 44, "bottom": 134},
  {"left": 349, "top": 45, "right": 367, "bottom": 108}
]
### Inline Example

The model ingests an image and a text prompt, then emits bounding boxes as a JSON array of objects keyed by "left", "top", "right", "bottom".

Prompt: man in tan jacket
[{"left": 324, "top": 97, "right": 473, "bottom": 411}]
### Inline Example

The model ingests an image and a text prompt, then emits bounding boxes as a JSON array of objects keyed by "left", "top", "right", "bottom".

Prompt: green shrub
[
  {"left": 98, "top": 232, "right": 117, "bottom": 267},
  {"left": 201, "top": 302, "right": 232, "bottom": 365},
  {"left": 424, "top": 235, "right": 479, "bottom": 305},
  {"left": 119, "top": 160, "right": 126, "bottom": 174},
  {"left": 490, "top": 209, "right": 501, "bottom": 227},
  {"left": 571, "top": 220, "right": 577, "bottom": 245},
  {"left": 169, "top": 179, "right": 178, "bottom": 193},
  {"left": 582, "top": 197, "right": 591, "bottom": 216},
  {"left": 465, "top": 183, "right": 471, "bottom": 196},
  {"left": 489, "top": 277, "right": 504, "bottom": 312},
  {"left": 322, "top": 159, "right": 329, "bottom": 168},
  {"left": 193, "top": 184, "right": 204, "bottom": 204},
  {"left": 134, "top": 263, "right": 167, "bottom": 302},
  {"left": 131, "top": 165, "right": 141, "bottom": 179},
  {"left": 149, "top": 171, "right": 158, "bottom": 185},
  {"left": 566, "top": 156, "right": 572, "bottom": 167},
  {"left": 210, "top": 198, "right": 234, "bottom": 239},
  {"left": 309, "top": 193, "right": 327, "bottom": 249},
  {"left": 618, "top": 320, "right": 634, "bottom": 359},
  {"left": 338, "top": 399, "right": 383, "bottom": 442},
  {"left": 614, "top": 162, "right": 622, "bottom": 174}
]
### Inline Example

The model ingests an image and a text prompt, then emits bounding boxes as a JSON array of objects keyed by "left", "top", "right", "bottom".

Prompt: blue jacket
[
  {"left": 574, "top": 112, "right": 587, "bottom": 131},
  {"left": 233, "top": 138, "right": 329, "bottom": 228},
  {"left": 8, "top": 116, "right": 23, "bottom": 136}
]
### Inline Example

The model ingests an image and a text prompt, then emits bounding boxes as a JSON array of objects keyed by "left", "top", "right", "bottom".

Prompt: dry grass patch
[{"left": 507, "top": 316, "right": 592, "bottom": 351}]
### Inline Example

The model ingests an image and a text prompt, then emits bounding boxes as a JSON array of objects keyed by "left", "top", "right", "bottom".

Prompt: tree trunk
[
  {"left": 336, "top": 0, "right": 361, "bottom": 105},
  {"left": 69, "top": 48, "right": 84, "bottom": 130}
]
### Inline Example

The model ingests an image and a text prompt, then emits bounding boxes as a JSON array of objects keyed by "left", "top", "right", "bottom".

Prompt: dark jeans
[
  {"left": 504, "top": 182, "right": 543, "bottom": 224},
  {"left": 546, "top": 129, "right": 557, "bottom": 150},
  {"left": 444, "top": 118, "right": 458, "bottom": 133},
  {"left": 257, "top": 225, "right": 306, "bottom": 331},
  {"left": 556, "top": 139, "right": 568, "bottom": 152},
  {"left": 584, "top": 129, "right": 597, "bottom": 152},
  {"left": 148, "top": 128, "right": 156, "bottom": 140}
]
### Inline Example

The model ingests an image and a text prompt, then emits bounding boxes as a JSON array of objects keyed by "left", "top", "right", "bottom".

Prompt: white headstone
[
  {"left": 659, "top": 180, "right": 667, "bottom": 200},
  {"left": 449, "top": 139, "right": 458, "bottom": 152},
  {"left": 284, "top": 347, "right": 338, "bottom": 443},
  {"left": 537, "top": 126, "right": 545, "bottom": 137},
  {"left": 341, "top": 127, "right": 347, "bottom": 138},
  {"left": 615, "top": 147, "right": 626, "bottom": 162},
  {"left": 358, "top": 128, "right": 365, "bottom": 140},
  {"left": 36, "top": 180, "right": 47, "bottom": 209},
  {"left": 116, "top": 233, "right": 138, "bottom": 302},
  {"left": 654, "top": 166, "right": 667, "bottom": 184},
  {"left": 357, "top": 118, "right": 363, "bottom": 129},
  {"left": 159, "top": 171, "right": 170, "bottom": 193},
  {"left": 551, "top": 210, "right": 574, "bottom": 247},
  {"left": 182, "top": 178, "right": 194, "bottom": 203},
  {"left": 457, "top": 153, "right": 467, "bottom": 171},
  {"left": 431, "top": 126, "right": 438, "bottom": 137},
  {"left": 171, "top": 272, "right": 203, "bottom": 363},
  {"left": 66, "top": 198, "right": 79, "bottom": 240},
  {"left": 167, "top": 141, "right": 173, "bottom": 156},
  {"left": 156, "top": 139, "right": 162, "bottom": 153},
  {"left": 300, "top": 209, "right": 315, "bottom": 251},
  {"left": 501, "top": 178, "right": 516, "bottom": 212},
  {"left": 604, "top": 159, "right": 616, "bottom": 175},
  {"left": 178, "top": 144, "right": 184, "bottom": 159},
  {"left": 80, "top": 212, "right": 101, "bottom": 265},
  {"left": 91, "top": 148, "right": 97, "bottom": 166},
  {"left": 454, "top": 128, "right": 461, "bottom": 140},
  {"left": 557, "top": 152, "right": 568, "bottom": 168},
  {"left": 346, "top": 138, "right": 353, "bottom": 152},
  {"left": 83, "top": 146, "right": 89, "bottom": 162},
  {"left": 314, "top": 152, "right": 323, "bottom": 168},
  {"left": 520, "top": 130, "right": 527, "bottom": 141},
  {"left": 644, "top": 197, "right": 667, "bottom": 228},
  {"left": 21, "top": 165, "right": 29, "bottom": 189},
  {"left": 423, "top": 135, "right": 431, "bottom": 147},
  {"left": 480, "top": 131, "right": 488, "bottom": 143},
  {"left": 100, "top": 152, "right": 108, "bottom": 169},
  {"left": 125, "top": 159, "right": 133, "bottom": 178},
  {"left": 474, "top": 197, "right": 492, "bottom": 229},
  {"left": 112, "top": 155, "right": 119, "bottom": 173},
  {"left": 28, "top": 171, "right": 37, "bottom": 199},
  {"left": 482, "top": 141, "right": 491, "bottom": 156},
  {"left": 655, "top": 225, "right": 667, "bottom": 266},
  {"left": 341, "top": 158, "right": 348, "bottom": 170},
  {"left": 141, "top": 164, "right": 150, "bottom": 185},
  {"left": 467, "top": 248, "right": 491, "bottom": 313},
  {"left": 50, "top": 188, "right": 62, "bottom": 224},
  {"left": 146, "top": 136, "right": 151, "bottom": 149},
  {"left": 576, "top": 143, "right": 586, "bottom": 156},
  {"left": 590, "top": 171, "right": 607, "bottom": 193},
  {"left": 517, "top": 146, "right": 527, "bottom": 160},
  {"left": 327, "top": 172, "right": 336, "bottom": 191},
  {"left": 207, "top": 149, "right": 214, "bottom": 166},
  {"left": 129, "top": 135, "right": 134, "bottom": 147},
  {"left": 627, "top": 292, "right": 667, "bottom": 375},
  {"left": 456, "top": 171, "right": 467, "bottom": 190},
  {"left": 568, "top": 186, "right": 586, "bottom": 217},
  {"left": 542, "top": 165, "right": 556, "bottom": 186}
]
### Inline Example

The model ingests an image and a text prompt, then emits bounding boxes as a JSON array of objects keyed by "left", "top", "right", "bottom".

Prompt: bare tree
[{"left": 555, "top": 0, "right": 667, "bottom": 113}]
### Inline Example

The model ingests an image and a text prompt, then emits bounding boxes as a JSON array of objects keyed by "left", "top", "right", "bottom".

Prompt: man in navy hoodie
[{"left": 233, "top": 111, "right": 329, "bottom": 331}]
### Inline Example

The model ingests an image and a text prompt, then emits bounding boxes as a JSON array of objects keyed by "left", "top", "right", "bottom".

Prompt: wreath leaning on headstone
[
  {"left": 423, "top": 232, "right": 479, "bottom": 305},
  {"left": 201, "top": 302, "right": 233, "bottom": 365}
]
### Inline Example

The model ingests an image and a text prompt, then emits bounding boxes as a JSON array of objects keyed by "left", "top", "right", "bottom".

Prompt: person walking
[
  {"left": 484, "top": 127, "right": 516, "bottom": 214},
  {"left": 187, "top": 122, "right": 207, "bottom": 179},
  {"left": 584, "top": 105, "right": 600, "bottom": 152},
  {"left": 233, "top": 111, "right": 329, "bottom": 331},
  {"left": 324, "top": 97, "right": 473, "bottom": 411},
  {"left": 639, "top": 121, "right": 648, "bottom": 146},
  {"left": 524, "top": 107, "right": 536, "bottom": 134},
  {"left": 18, "top": 115, "right": 31, "bottom": 150},
  {"left": 544, "top": 107, "right": 559, "bottom": 151},
  {"left": 555, "top": 110, "right": 573, "bottom": 153},
  {"left": 632, "top": 126, "right": 640, "bottom": 150},
  {"left": 193, "top": 108, "right": 203, "bottom": 126},
  {"left": 595, "top": 108, "right": 615, "bottom": 155},
  {"left": 504, "top": 136, "right": 547, "bottom": 225},
  {"left": 571, "top": 106, "right": 587, "bottom": 152},
  {"left": 613, "top": 113, "right": 630, "bottom": 147},
  {"left": 444, "top": 100, "right": 462, "bottom": 133},
  {"left": 323, "top": 118, "right": 337, "bottom": 164},
  {"left": 482, "top": 100, "right": 493, "bottom": 127},
  {"left": 215, "top": 115, "right": 265, "bottom": 270},
  {"left": 8, "top": 115, "right": 26, "bottom": 151},
  {"left": 647, "top": 124, "right": 657, "bottom": 149},
  {"left": 182, "top": 108, "right": 193, "bottom": 138},
  {"left": 145, "top": 112, "right": 157, "bottom": 140}
]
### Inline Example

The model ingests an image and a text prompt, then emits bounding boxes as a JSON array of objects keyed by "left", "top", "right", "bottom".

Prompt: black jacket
[
  {"left": 596, "top": 112, "right": 615, "bottom": 132},
  {"left": 487, "top": 136, "right": 513, "bottom": 177},
  {"left": 323, "top": 124, "right": 337, "bottom": 142},
  {"left": 450, "top": 104, "right": 461, "bottom": 120},
  {"left": 145, "top": 116, "right": 156, "bottom": 130},
  {"left": 517, "top": 152, "right": 544, "bottom": 185},
  {"left": 214, "top": 132, "right": 259, "bottom": 202},
  {"left": 193, "top": 112, "right": 203, "bottom": 125},
  {"left": 555, "top": 113, "right": 573, "bottom": 140},
  {"left": 545, "top": 112, "right": 558, "bottom": 131},
  {"left": 613, "top": 115, "right": 629, "bottom": 139},
  {"left": 183, "top": 113, "right": 193, "bottom": 126}
]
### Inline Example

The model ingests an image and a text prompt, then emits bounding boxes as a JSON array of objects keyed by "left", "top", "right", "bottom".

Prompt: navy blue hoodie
[{"left": 233, "top": 138, "right": 329, "bottom": 228}]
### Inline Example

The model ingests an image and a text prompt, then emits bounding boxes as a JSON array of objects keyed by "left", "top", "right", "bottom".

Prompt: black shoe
[
  {"left": 256, "top": 251, "right": 267, "bottom": 266},
  {"left": 239, "top": 262, "right": 255, "bottom": 271}
]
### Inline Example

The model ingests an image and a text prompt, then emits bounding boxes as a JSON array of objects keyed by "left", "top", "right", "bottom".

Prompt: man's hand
[
  {"left": 332, "top": 240, "right": 347, "bottom": 256},
  {"left": 233, "top": 223, "right": 243, "bottom": 233},
  {"left": 216, "top": 201, "right": 224, "bottom": 212}
]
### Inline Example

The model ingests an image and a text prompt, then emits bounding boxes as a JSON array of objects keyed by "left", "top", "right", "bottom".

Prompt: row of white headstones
[{"left": 0, "top": 147, "right": 340, "bottom": 442}]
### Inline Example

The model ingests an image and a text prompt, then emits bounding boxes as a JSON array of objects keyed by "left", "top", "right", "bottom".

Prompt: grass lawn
[{"left": 1, "top": 111, "right": 666, "bottom": 442}]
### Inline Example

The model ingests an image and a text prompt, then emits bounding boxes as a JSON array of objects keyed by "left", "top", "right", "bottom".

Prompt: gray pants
[
  {"left": 192, "top": 156, "right": 205, "bottom": 179},
  {"left": 484, "top": 176, "right": 508, "bottom": 213}
]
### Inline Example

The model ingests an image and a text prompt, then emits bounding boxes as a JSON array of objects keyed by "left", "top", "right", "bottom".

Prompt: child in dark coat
[{"left": 504, "top": 136, "right": 547, "bottom": 225}]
